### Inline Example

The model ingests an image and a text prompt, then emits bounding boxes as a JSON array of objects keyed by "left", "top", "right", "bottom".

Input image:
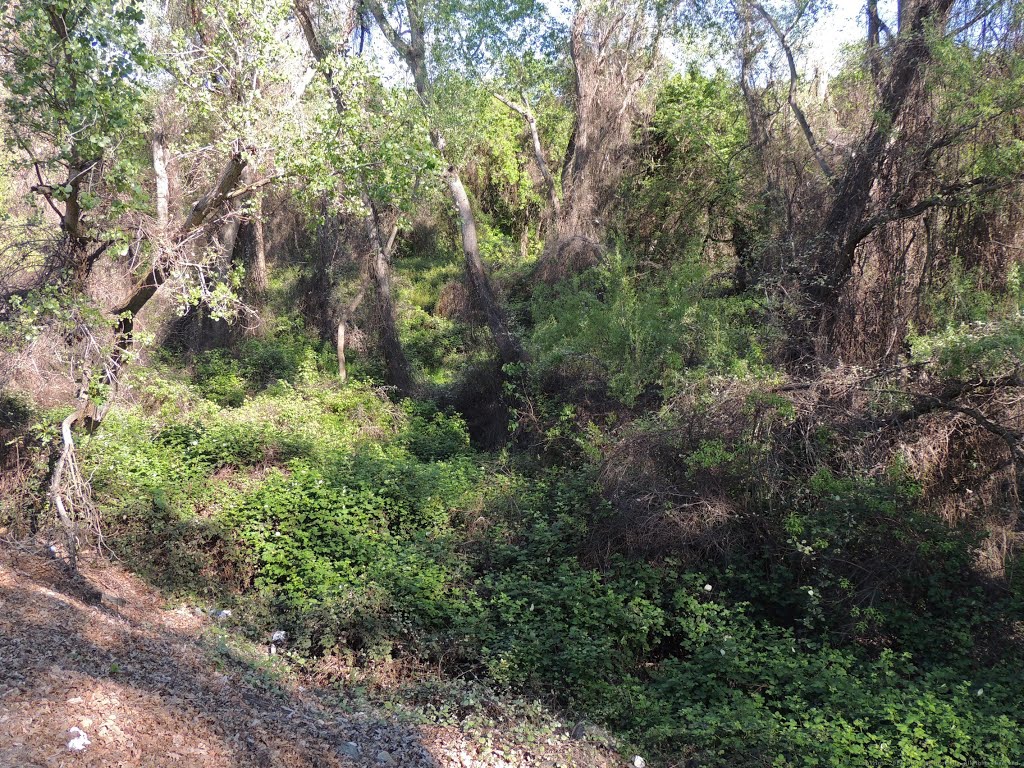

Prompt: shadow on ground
[{"left": 0, "top": 548, "right": 439, "bottom": 768}]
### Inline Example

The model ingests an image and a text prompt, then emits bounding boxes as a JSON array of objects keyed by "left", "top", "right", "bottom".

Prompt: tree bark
[
  {"left": 537, "top": 3, "right": 659, "bottom": 281},
  {"left": 801, "top": 0, "right": 956, "bottom": 350},
  {"left": 867, "top": 0, "right": 883, "bottom": 80},
  {"left": 446, "top": 169, "right": 527, "bottom": 365},
  {"left": 247, "top": 210, "right": 268, "bottom": 296},
  {"left": 153, "top": 131, "right": 170, "bottom": 235},
  {"left": 232, "top": 164, "right": 268, "bottom": 298},
  {"left": 337, "top": 278, "right": 368, "bottom": 383}
]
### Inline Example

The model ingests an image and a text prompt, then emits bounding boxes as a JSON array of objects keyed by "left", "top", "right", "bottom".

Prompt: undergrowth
[{"left": 68, "top": 335, "right": 1024, "bottom": 768}]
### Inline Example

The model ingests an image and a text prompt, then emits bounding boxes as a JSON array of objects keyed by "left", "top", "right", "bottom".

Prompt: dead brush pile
[{"left": 593, "top": 365, "right": 1024, "bottom": 582}]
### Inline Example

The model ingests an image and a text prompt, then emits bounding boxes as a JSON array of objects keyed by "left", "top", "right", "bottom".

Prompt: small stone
[
  {"left": 338, "top": 742, "right": 361, "bottom": 759},
  {"left": 632, "top": 756, "right": 647, "bottom": 768},
  {"left": 376, "top": 750, "right": 395, "bottom": 765}
]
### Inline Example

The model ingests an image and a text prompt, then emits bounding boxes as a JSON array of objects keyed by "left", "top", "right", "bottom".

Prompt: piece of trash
[
  {"left": 67, "top": 727, "right": 91, "bottom": 751},
  {"left": 704, "top": 584, "right": 713, "bottom": 592},
  {"left": 210, "top": 609, "right": 232, "bottom": 620},
  {"left": 632, "top": 756, "right": 647, "bottom": 768},
  {"left": 269, "top": 630, "right": 288, "bottom": 655}
]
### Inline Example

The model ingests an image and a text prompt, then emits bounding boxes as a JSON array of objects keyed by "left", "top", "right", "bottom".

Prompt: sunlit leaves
[
  {"left": 285, "top": 56, "right": 436, "bottom": 218},
  {"left": 0, "top": 0, "right": 151, "bottom": 166}
]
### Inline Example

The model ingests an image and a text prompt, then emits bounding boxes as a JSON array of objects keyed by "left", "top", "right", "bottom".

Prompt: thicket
[
  {"left": 33, "top": 312, "right": 1012, "bottom": 766},
  {"left": 2, "top": 0, "right": 1024, "bottom": 764}
]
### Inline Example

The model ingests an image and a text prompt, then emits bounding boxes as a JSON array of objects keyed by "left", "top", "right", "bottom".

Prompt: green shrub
[
  {"left": 222, "top": 460, "right": 480, "bottom": 656},
  {"left": 530, "top": 250, "right": 777, "bottom": 404},
  {"left": 192, "top": 350, "right": 247, "bottom": 407},
  {"left": 402, "top": 404, "right": 471, "bottom": 461}
]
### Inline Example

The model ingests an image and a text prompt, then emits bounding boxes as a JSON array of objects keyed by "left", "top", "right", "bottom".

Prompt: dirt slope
[{"left": 0, "top": 547, "right": 621, "bottom": 768}]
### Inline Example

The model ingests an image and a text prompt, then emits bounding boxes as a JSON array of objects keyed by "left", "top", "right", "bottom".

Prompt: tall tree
[
  {"left": 0, "top": 0, "right": 151, "bottom": 284},
  {"left": 801, "top": 0, "right": 965, "bottom": 353},
  {"left": 538, "top": 0, "right": 671, "bottom": 280},
  {"left": 292, "top": 0, "right": 416, "bottom": 394}
]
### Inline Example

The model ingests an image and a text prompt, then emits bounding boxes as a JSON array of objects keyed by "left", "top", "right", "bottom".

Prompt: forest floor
[{"left": 0, "top": 544, "right": 620, "bottom": 768}]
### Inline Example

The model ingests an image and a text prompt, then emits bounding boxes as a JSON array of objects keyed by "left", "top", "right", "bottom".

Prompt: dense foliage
[{"left": 2, "top": 0, "right": 1024, "bottom": 764}]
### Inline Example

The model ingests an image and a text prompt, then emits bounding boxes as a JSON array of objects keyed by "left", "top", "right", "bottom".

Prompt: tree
[
  {"left": 0, "top": 0, "right": 151, "bottom": 284},
  {"left": 363, "top": 0, "right": 530, "bottom": 366},
  {"left": 538, "top": 0, "right": 673, "bottom": 280},
  {"left": 800, "top": 0, "right": 1024, "bottom": 357},
  {"left": 292, "top": 0, "right": 417, "bottom": 394}
]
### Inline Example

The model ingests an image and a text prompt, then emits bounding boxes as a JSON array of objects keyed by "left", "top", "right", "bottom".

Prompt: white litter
[
  {"left": 271, "top": 630, "right": 287, "bottom": 643},
  {"left": 67, "top": 727, "right": 91, "bottom": 751},
  {"left": 632, "top": 756, "right": 647, "bottom": 768}
]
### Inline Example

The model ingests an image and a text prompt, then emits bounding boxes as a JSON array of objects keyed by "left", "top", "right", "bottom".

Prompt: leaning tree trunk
[
  {"left": 445, "top": 170, "right": 527, "bottom": 365},
  {"left": 800, "top": 0, "right": 956, "bottom": 356},
  {"left": 47, "top": 145, "right": 248, "bottom": 566},
  {"left": 363, "top": 0, "right": 528, "bottom": 367},
  {"left": 102, "top": 148, "right": 248, "bottom": 409}
]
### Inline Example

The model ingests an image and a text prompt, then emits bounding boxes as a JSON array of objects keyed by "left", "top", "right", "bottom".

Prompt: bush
[
  {"left": 192, "top": 350, "right": 247, "bottom": 407},
  {"left": 222, "top": 459, "right": 481, "bottom": 656},
  {"left": 402, "top": 404, "right": 471, "bottom": 461},
  {"left": 530, "top": 250, "right": 778, "bottom": 404}
]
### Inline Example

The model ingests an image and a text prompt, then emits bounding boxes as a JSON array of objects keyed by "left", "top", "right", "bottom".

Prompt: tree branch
[
  {"left": 752, "top": 1, "right": 834, "bottom": 182},
  {"left": 493, "top": 92, "right": 561, "bottom": 216}
]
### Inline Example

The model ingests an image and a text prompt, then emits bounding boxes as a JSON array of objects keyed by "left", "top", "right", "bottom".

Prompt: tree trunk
[
  {"left": 250, "top": 212, "right": 268, "bottom": 295},
  {"left": 802, "top": 0, "right": 957, "bottom": 354},
  {"left": 537, "top": 4, "right": 657, "bottom": 281},
  {"left": 446, "top": 169, "right": 526, "bottom": 365},
  {"left": 153, "top": 131, "right": 170, "bottom": 235},
  {"left": 293, "top": 0, "right": 419, "bottom": 385},
  {"left": 867, "top": 0, "right": 883, "bottom": 80},
  {"left": 363, "top": 193, "right": 415, "bottom": 394},
  {"left": 103, "top": 149, "right": 248, "bottom": 400},
  {"left": 752, "top": 2, "right": 834, "bottom": 181},
  {"left": 233, "top": 164, "right": 268, "bottom": 299},
  {"left": 494, "top": 93, "right": 560, "bottom": 216},
  {"left": 363, "top": 0, "right": 528, "bottom": 367},
  {"left": 337, "top": 279, "right": 368, "bottom": 383},
  {"left": 337, "top": 321, "right": 347, "bottom": 383}
]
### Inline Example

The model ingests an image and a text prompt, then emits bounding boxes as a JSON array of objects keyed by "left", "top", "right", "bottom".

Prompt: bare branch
[{"left": 752, "top": 1, "right": 834, "bottom": 182}]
